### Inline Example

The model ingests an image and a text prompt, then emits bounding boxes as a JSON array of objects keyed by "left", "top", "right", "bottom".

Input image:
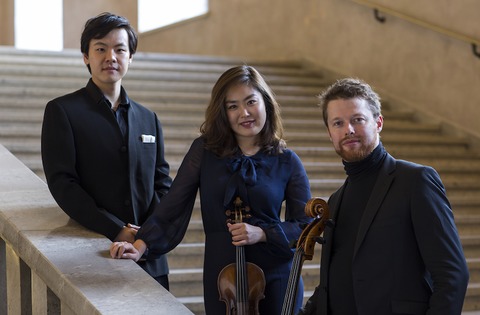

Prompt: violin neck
[
  {"left": 281, "top": 249, "right": 305, "bottom": 315},
  {"left": 236, "top": 245, "right": 249, "bottom": 313}
]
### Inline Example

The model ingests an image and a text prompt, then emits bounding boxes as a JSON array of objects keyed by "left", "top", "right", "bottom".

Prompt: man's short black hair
[{"left": 80, "top": 12, "right": 138, "bottom": 57}]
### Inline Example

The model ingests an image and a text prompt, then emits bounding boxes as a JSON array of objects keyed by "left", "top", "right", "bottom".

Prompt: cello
[
  {"left": 218, "top": 196, "right": 266, "bottom": 315},
  {"left": 281, "top": 197, "right": 330, "bottom": 315}
]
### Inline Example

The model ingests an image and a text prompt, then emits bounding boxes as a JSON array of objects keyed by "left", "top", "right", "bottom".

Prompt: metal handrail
[{"left": 352, "top": 0, "right": 480, "bottom": 58}]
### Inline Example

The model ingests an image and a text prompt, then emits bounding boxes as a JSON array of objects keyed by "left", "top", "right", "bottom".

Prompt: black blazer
[
  {"left": 302, "top": 153, "right": 469, "bottom": 315},
  {"left": 41, "top": 79, "right": 172, "bottom": 276}
]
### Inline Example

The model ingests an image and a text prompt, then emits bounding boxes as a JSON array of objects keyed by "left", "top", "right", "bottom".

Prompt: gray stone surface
[{"left": 0, "top": 144, "right": 193, "bottom": 314}]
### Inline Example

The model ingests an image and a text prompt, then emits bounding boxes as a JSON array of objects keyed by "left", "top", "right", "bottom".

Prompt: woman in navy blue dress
[{"left": 111, "top": 65, "right": 312, "bottom": 314}]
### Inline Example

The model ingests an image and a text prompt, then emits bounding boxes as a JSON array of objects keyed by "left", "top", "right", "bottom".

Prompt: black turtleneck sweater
[{"left": 328, "top": 143, "right": 387, "bottom": 314}]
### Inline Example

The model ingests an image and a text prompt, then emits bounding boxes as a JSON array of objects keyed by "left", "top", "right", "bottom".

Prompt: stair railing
[{"left": 351, "top": 0, "right": 480, "bottom": 59}]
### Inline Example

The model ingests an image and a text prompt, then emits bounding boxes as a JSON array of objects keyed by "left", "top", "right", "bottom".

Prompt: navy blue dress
[{"left": 137, "top": 137, "right": 312, "bottom": 314}]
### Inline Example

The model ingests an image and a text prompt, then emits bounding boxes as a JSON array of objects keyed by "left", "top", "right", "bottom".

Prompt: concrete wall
[
  {"left": 138, "top": 0, "right": 480, "bottom": 143},
  {"left": 0, "top": 0, "right": 15, "bottom": 45},
  {"left": 63, "top": 0, "right": 138, "bottom": 49}
]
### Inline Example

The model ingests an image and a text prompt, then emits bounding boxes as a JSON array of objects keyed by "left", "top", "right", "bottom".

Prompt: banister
[
  {"left": 352, "top": 0, "right": 480, "bottom": 58},
  {"left": 0, "top": 144, "right": 193, "bottom": 314}
]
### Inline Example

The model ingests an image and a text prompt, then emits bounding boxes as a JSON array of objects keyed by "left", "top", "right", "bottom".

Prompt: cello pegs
[
  {"left": 314, "top": 236, "right": 326, "bottom": 244},
  {"left": 299, "top": 222, "right": 309, "bottom": 230},
  {"left": 326, "top": 219, "right": 335, "bottom": 228}
]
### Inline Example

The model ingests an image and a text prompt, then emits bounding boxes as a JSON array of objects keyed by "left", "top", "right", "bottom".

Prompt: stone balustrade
[{"left": 0, "top": 144, "right": 193, "bottom": 314}]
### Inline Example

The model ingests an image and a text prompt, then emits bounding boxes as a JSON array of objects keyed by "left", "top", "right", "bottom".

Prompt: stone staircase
[{"left": 1, "top": 46, "right": 480, "bottom": 314}]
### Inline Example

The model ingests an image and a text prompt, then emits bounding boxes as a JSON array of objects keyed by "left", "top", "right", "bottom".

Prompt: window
[
  {"left": 138, "top": 0, "right": 208, "bottom": 33},
  {"left": 13, "top": 1, "right": 207, "bottom": 50},
  {"left": 14, "top": 0, "right": 63, "bottom": 51}
]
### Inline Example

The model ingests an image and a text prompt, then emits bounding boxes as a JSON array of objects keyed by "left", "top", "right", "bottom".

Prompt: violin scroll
[{"left": 225, "top": 196, "right": 252, "bottom": 224}]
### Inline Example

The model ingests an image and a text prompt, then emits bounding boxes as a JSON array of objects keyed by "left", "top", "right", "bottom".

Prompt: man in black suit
[
  {"left": 299, "top": 78, "right": 469, "bottom": 314},
  {"left": 41, "top": 12, "right": 172, "bottom": 289}
]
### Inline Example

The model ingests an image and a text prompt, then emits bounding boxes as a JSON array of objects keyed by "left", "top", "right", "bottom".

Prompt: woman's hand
[
  {"left": 113, "top": 223, "right": 140, "bottom": 243},
  {"left": 110, "top": 239, "right": 147, "bottom": 262},
  {"left": 228, "top": 222, "right": 266, "bottom": 246}
]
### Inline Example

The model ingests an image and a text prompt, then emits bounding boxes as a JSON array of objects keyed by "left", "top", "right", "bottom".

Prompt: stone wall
[
  {"left": 62, "top": 0, "right": 138, "bottom": 49},
  {"left": 0, "top": 0, "right": 14, "bottom": 45},
  {"left": 0, "top": 144, "right": 192, "bottom": 314}
]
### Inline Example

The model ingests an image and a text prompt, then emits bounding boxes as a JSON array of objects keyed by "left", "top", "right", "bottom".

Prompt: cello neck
[{"left": 281, "top": 248, "right": 305, "bottom": 315}]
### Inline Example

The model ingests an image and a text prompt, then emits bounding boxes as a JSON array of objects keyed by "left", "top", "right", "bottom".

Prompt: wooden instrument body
[{"left": 218, "top": 260, "right": 265, "bottom": 315}]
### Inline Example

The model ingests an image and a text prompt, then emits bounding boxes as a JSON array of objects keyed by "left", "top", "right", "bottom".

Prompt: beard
[{"left": 336, "top": 137, "right": 378, "bottom": 162}]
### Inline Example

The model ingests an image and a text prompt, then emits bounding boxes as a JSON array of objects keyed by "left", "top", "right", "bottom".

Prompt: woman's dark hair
[{"left": 200, "top": 65, "right": 285, "bottom": 157}]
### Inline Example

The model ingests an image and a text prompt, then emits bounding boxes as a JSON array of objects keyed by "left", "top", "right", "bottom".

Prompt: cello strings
[{"left": 282, "top": 248, "right": 304, "bottom": 314}]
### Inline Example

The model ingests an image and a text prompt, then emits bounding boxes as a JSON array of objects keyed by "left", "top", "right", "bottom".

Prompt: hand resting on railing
[{"left": 110, "top": 238, "right": 147, "bottom": 262}]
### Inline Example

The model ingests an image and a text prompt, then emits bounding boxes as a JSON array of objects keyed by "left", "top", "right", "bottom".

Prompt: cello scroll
[{"left": 281, "top": 197, "right": 330, "bottom": 315}]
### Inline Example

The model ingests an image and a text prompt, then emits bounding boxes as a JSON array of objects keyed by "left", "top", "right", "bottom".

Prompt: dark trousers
[{"left": 154, "top": 274, "right": 169, "bottom": 291}]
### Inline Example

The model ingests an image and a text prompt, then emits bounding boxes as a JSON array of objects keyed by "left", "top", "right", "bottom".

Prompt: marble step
[
  {"left": 0, "top": 47, "right": 306, "bottom": 70},
  {"left": 167, "top": 238, "right": 322, "bottom": 270},
  {"left": 0, "top": 107, "right": 438, "bottom": 133},
  {"left": 175, "top": 212, "right": 480, "bottom": 246},
  {"left": 12, "top": 153, "right": 480, "bottom": 192},
  {"left": 0, "top": 47, "right": 311, "bottom": 71},
  {"left": 0, "top": 122, "right": 469, "bottom": 148},
  {"left": 459, "top": 235, "right": 480, "bottom": 259},
  {"left": 170, "top": 229, "right": 480, "bottom": 266},
  {"left": 0, "top": 113, "right": 428, "bottom": 136},
  {"left": 172, "top": 281, "right": 480, "bottom": 315},
  {"left": 0, "top": 101, "right": 413, "bottom": 125},
  {"left": 450, "top": 197, "right": 480, "bottom": 213},
  {"left": 458, "top": 216, "right": 480, "bottom": 236},
  {"left": 168, "top": 257, "right": 480, "bottom": 296},
  {"left": 0, "top": 73, "right": 329, "bottom": 96},
  {"left": 168, "top": 253, "right": 479, "bottom": 313},
  {"left": 168, "top": 262, "right": 321, "bottom": 299},
  {"left": 4, "top": 139, "right": 478, "bottom": 162},
  {"left": 0, "top": 64, "right": 327, "bottom": 88},
  {"left": 468, "top": 259, "right": 480, "bottom": 282}
]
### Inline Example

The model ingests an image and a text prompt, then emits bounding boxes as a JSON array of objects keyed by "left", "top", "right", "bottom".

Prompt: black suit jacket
[
  {"left": 41, "top": 79, "right": 172, "bottom": 277},
  {"left": 301, "top": 153, "right": 469, "bottom": 315}
]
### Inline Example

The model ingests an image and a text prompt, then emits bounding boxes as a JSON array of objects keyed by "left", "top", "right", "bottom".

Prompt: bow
[{"left": 223, "top": 155, "right": 264, "bottom": 209}]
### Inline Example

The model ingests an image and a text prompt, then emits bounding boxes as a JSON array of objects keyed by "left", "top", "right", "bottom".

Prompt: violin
[
  {"left": 218, "top": 196, "right": 266, "bottom": 315},
  {"left": 281, "top": 197, "right": 330, "bottom": 315}
]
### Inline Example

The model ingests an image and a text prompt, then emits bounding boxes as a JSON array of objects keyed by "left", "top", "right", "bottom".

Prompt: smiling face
[
  {"left": 326, "top": 97, "right": 383, "bottom": 162},
  {"left": 83, "top": 28, "right": 132, "bottom": 91},
  {"left": 225, "top": 83, "right": 267, "bottom": 146}
]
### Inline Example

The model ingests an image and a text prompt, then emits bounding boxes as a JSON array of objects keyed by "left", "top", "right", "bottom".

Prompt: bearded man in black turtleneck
[{"left": 299, "top": 78, "right": 469, "bottom": 315}]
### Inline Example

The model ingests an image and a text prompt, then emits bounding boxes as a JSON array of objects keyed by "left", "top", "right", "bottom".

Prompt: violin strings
[{"left": 237, "top": 245, "right": 249, "bottom": 309}]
